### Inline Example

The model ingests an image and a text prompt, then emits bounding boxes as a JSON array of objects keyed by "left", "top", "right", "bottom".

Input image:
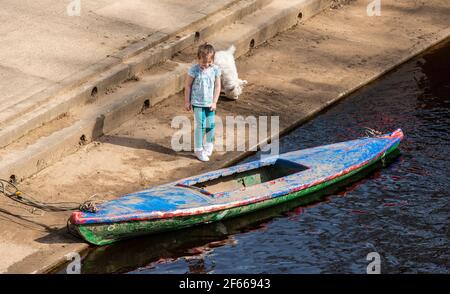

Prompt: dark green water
[{"left": 73, "top": 39, "right": 450, "bottom": 274}]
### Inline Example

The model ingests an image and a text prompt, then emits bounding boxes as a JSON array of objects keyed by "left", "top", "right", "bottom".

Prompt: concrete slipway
[{"left": 0, "top": 0, "right": 449, "bottom": 273}]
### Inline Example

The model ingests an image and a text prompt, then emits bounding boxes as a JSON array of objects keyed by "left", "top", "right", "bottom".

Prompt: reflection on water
[
  {"left": 416, "top": 40, "right": 450, "bottom": 109},
  {"left": 76, "top": 39, "right": 450, "bottom": 274}
]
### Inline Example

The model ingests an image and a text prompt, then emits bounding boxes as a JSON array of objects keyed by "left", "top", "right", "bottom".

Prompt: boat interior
[{"left": 192, "top": 159, "right": 309, "bottom": 194}]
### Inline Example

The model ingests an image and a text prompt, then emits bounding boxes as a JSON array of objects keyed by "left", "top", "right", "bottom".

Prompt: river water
[{"left": 78, "top": 39, "right": 450, "bottom": 274}]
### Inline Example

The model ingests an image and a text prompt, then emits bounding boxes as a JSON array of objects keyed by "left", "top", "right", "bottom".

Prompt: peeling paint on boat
[{"left": 69, "top": 129, "right": 403, "bottom": 245}]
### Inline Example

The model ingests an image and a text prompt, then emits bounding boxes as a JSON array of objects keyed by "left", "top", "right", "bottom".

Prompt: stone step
[
  {"left": 0, "top": 0, "right": 332, "bottom": 181},
  {"left": 0, "top": 0, "right": 274, "bottom": 149}
]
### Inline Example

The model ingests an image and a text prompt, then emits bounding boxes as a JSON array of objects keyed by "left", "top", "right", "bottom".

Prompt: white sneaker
[
  {"left": 204, "top": 142, "right": 214, "bottom": 157},
  {"left": 195, "top": 150, "right": 209, "bottom": 162}
]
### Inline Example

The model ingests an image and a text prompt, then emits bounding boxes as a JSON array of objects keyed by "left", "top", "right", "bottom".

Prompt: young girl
[{"left": 185, "top": 43, "right": 221, "bottom": 162}]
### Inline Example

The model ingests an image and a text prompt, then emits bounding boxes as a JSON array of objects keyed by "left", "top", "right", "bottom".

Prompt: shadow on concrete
[
  {"left": 0, "top": 208, "right": 86, "bottom": 244},
  {"left": 385, "top": 2, "right": 450, "bottom": 28},
  {"left": 0, "top": 208, "right": 80, "bottom": 245},
  {"left": 291, "top": 77, "right": 346, "bottom": 93},
  {"left": 91, "top": 113, "right": 195, "bottom": 159},
  {"left": 35, "top": 226, "right": 82, "bottom": 245},
  {"left": 0, "top": 202, "right": 82, "bottom": 244},
  {"left": 100, "top": 135, "right": 196, "bottom": 159},
  {"left": 0, "top": 208, "right": 55, "bottom": 232},
  {"left": 92, "top": 114, "right": 106, "bottom": 139}
]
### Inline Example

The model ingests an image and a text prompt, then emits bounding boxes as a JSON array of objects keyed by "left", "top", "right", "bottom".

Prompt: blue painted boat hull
[{"left": 69, "top": 129, "right": 404, "bottom": 245}]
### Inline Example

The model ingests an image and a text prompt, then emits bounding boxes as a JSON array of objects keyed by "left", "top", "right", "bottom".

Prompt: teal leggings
[{"left": 193, "top": 106, "right": 215, "bottom": 151}]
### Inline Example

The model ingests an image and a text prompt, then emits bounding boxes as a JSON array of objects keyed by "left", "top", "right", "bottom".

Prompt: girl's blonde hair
[{"left": 197, "top": 43, "right": 215, "bottom": 60}]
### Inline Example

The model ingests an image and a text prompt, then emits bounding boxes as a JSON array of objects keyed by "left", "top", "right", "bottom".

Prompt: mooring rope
[
  {"left": 0, "top": 178, "right": 104, "bottom": 214},
  {"left": 364, "top": 127, "right": 383, "bottom": 138}
]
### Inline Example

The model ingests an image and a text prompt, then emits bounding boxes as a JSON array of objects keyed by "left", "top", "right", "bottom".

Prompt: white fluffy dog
[{"left": 214, "top": 45, "right": 247, "bottom": 100}]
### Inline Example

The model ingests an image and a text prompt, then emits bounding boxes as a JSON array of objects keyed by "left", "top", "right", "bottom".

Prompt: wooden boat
[{"left": 68, "top": 129, "right": 404, "bottom": 245}]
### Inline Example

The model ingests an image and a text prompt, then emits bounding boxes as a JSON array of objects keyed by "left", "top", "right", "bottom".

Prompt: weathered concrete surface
[
  {"left": 0, "top": 0, "right": 266, "bottom": 149},
  {"left": 0, "top": 0, "right": 234, "bottom": 88},
  {"left": 0, "top": 0, "right": 328, "bottom": 182},
  {"left": 1, "top": 0, "right": 449, "bottom": 273}
]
